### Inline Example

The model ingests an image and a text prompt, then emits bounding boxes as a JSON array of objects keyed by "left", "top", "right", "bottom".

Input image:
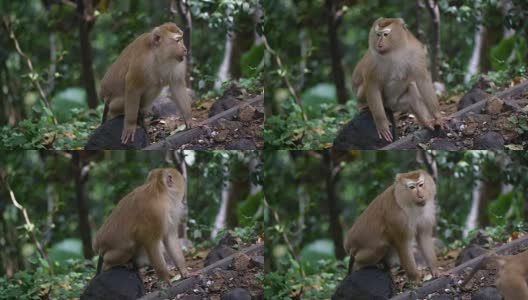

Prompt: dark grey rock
[
  {"left": 333, "top": 110, "right": 396, "bottom": 150},
  {"left": 332, "top": 266, "right": 393, "bottom": 300},
  {"left": 80, "top": 266, "right": 144, "bottom": 300},
  {"left": 85, "top": 115, "right": 148, "bottom": 150}
]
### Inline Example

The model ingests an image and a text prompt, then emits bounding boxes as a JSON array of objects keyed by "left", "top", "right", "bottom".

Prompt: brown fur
[
  {"left": 462, "top": 250, "right": 528, "bottom": 300},
  {"left": 344, "top": 170, "right": 438, "bottom": 281},
  {"left": 351, "top": 17, "right": 444, "bottom": 142},
  {"left": 93, "top": 168, "right": 189, "bottom": 282},
  {"left": 100, "top": 22, "right": 192, "bottom": 144}
]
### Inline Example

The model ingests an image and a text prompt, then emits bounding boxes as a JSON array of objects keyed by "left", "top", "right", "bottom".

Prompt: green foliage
[
  {"left": 264, "top": 96, "right": 357, "bottom": 149},
  {"left": 0, "top": 258, "right": 92, "bottom": 299},
  {"left": 0, "top": 105, "right": 102, "bottom": 150}
]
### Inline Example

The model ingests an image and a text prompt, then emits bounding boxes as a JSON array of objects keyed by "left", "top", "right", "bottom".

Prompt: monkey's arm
[
  {"left": 122, "top": 72, "right": 143, "bottom": 144},
  {"left": 417, "top": 224, "right": 438, "bottom": 277},
  {"left": 395, "top": 239, "right": 420, "bottom": 281},
  {"left": 413, "top": 66, "right": 442, "bottom": 123},
  {"left": 366, "top": 82, "right": 393, "bottom": 142},
  {"left": 169, "top": 76, "right": 192, "bottom": 128},
  {"left": 163, "top": 235, "right": 189, "bottom": 278}
]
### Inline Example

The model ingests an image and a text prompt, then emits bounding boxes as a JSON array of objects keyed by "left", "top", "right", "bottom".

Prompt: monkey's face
[
  {"left": 369, "top": 18, "right": 406, "bottom": 54},
  {"left": 402, "top": 174, "right": 428, "bottom": 206}
]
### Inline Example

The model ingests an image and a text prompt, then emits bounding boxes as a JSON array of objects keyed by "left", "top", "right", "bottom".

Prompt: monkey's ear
[
  {"left": 164, "top": 171, "right": 174, "bottom": 188},
  {"left": 151, "top": 27, "right": 162, "bottom": 46},
  {"left": 398, "top": 18, "right": 408, "bottom": 29}
]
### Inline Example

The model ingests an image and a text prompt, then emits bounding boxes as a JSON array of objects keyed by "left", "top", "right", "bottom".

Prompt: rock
[
  {"left": 219, "top": 232, "right": 241, "bottom": 247},
  {"left": 85, "top": 116, "right": 148, "bottom": 150},
  {"left": 204, "top": 244, "right": 237, "bottom": 267},
  {"left": 213, "top": 130, "right": 229, "bottom": 143},
  {"left": 233, "top": 253, "right": 251, "bottom": 271},
  {"left": 249, "top": 255, "right": 264, "bottom": 268},
  {"left": 430, "top": 138, "right": 460, "bottom": 150},
  {"left": 458, "top": 89, "right": 490, "bottom": 111},
  {"left": 181, "top": 296, "right": 202, "bottom": 300},
  {"left": 332, "top": 267, "right": 393, "bottom": 300},
  {"left": 430, "top": 294, "right": 453, "bottom": 300},
  {"left": 80, "top": 266, "right": 144, "bottom": 300},
  {"left": 210, "top": 96, "right": 241, "bottom": 117},
  {"left": 469, "top": 231, "right": 493, "bottom": 246},
  {"left": 472, "top": 287, "right": 502, "bottom": 300},
  {"left": 462, "top": 122, "right": 478, "bottom": 136},
  {"left": 486, "top": 97, "right": 504, "bottom": 115},
  {"left": 151, "top": 96, "right": 180, "bottom": 118},
  {"left": 225, "top": 139, "right": 257, "bottom": 150},
  {"left": 333, "top": 110, "right": 397, "bottom": 150},
  {"left": 217, "top": 119, "right": 244, "bottom": 131},
  {"left": 455, "top": 244, "right": 488, "bottom": 266},
  {"left": 238, "top": 104, "right": 256, "bottom": 122},
  {"left": 473, "top": 132, "right": 504, "bottom": 150},
  {"left": 221, "top": 288, "right": 251, "bottom": 300}
]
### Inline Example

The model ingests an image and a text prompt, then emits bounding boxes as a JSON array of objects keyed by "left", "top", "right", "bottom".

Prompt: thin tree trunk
[
  {"left": 323, "top": 150, "right": 345, "bottom": 260},
  {"left": 72, "top": 152, "right": 94, "bottom": 259},
  {"left": 425, "top": 0, "right": 441, "bottom": 82},
  {"left": 325, "top": 0, "right": 348, "bottom": 104},
  {"left": 77, "top": 0, "right": 98, "bottom": 108}
]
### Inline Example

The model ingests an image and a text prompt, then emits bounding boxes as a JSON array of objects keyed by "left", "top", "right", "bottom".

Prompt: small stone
[
  {"left": 238, "top": 104, "right": 256, "bottom": 122},
  {"left": 486, "top": 97, "right": 504, "bottom": 114},
  {"left": 233, "top": 253, "right": 251, "bottom": 271}
]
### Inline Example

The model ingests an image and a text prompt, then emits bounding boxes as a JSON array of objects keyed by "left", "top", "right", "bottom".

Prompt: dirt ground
[
  {"left": 141, "top": 240, "right": 264, "bottom": 299},
  {"left": 395, "top": 79, "right": 528, "bottom": 150},
  {"left": 146, "top": 84, "right": 264, "bottom": 150},
  {"left": 392, "top": 232, "right": 527, "bottom": 299}
]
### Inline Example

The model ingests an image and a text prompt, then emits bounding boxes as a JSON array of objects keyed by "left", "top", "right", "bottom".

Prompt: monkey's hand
[
  {"left": 434, "top": 116, "right": 451, "bottom": 130},
  {"left": 375, "top": 120, "right": 393, "bottom": 142},
  {"left": 121, "top": 123, "right": 137, "bottom": 144}
]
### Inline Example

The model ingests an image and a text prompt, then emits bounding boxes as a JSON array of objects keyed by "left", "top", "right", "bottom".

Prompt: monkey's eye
[
  {"left": 419, "top": 183, "right": 424, "bottom": 187},
  {"left": 377, "top": 33, "right": 381, "bottom": 37},
  {"left": 383, "top": 32, "right": 389, "bottom": 37},
  {"left": 409, "top": 186, "right": 416, "bottom": 189}
]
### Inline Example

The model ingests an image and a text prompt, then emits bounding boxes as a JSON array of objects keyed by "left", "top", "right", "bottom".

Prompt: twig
[
  {"left": 263, "top": 198, "right": 306, "bottom": 278},
  {"left": 2, "top": 16, "right": 58, "bottom": 125},
  {"left": 262, "top": 35, "right": 307, "bottom": 121},
  {"left": 2, "top": 173, "right": 51, "bottom": 266}
]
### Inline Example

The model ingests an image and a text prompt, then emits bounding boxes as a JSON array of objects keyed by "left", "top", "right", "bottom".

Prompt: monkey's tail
[
  {"left": 347, "top": 254, "right": 355, "bottom": 275},
  {"left": 96, "top": 255, "right": 103, "bottom": 275},
  {"left": 101, "top": 102, "right": 108, "bottom": 124}
]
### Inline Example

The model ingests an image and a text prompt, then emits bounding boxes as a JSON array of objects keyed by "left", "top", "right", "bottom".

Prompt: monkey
[
  {"left": 343, "top": 169, "right": 438, "bottom": 282},
  {"left": 461, "top": 249, "right": 528, "bottom": 300},
  {"left": 100, "top": 22, "right": 193, "bottom": 144},
  {"left": 352, "top": 17, "right": 445, "bottom": 142},
  {"left": 93, "top": 168, "right": 189, "bottom": 282}
]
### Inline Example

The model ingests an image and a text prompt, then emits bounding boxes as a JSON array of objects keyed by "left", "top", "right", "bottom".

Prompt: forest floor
[
  {"left": 146, "top": 83, "right": 264, "bottom": 150},
  {"left": 391, "top": 231, "right": 527, "bottom": 299},
  {"left": 395, "top": 78, "right": 528, "bottom": 150},
  {"left": 141, "top": 233, "right": 264, "bottom": 299}
]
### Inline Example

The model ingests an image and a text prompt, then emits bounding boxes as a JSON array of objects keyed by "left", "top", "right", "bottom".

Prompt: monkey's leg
[
  {"left": 352, "top": 246, "right": 386, "bottom": 272},
  {"left": 496, "top": 271, "right": 528, "bottom": 300},
  {"left": 394, "top": 240, "right": 420, "bottom": 281},
  {"left": 170, "top": 80, "right": 192, "bottom": 128},
  {"left": 102, "top": 248, "right": 133, "bottom": 271},
  {"left": 404, "top": 82, "right": 435, "bottom": 130},
  {"left": 164, "top": 235, "right": 189, "bottom": 278},
  {"left": 144, "top": 240, "right": 171, "bottom": 282},
  {"left": 417, "top": 226, "right": 438, "bottom": 277}
]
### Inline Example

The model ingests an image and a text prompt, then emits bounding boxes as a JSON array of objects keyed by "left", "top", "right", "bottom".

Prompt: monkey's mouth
[{"left": 416, "top": 200, "right": 426, "bottom": 207}]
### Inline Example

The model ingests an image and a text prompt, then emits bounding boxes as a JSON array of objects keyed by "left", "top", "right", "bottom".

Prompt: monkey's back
[
  {"left": 100, "top": 33, "right": 152, "bottom": 101},
  {"left": 93, "top": 182, "right": 168, "bottom": 253},
  {"left": 344, "top": 185, "right": 398, "bottom": 254}
]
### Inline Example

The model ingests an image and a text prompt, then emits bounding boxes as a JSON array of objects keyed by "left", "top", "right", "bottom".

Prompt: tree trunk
[
  {"left": 323, "top": 150, "right": 345, "bottom": 260},
  {"left": 325, "top": 0, "right": 348, "bottom": 104},
  {"left": 77, "top": 0, "right": 98, "bottom": 109},
  {"left": 425, "top": 0, "right": 441, "bottom": 82},
  {"left": 173, "top": 0, "right": 192, "bottom": 85},
  {"left": 72, "top": 152, "right": 94, "bottom": 259}
]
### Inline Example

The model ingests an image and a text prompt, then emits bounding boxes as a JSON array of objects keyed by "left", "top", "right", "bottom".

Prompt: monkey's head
[
  {"left": 395, "top": 170, "right": 435, "bottom": 207},
  {"left": 151, "top": 23, "right": 187, "bottom": 62},
  {"left": 369, "top": 18, "right": 408, "bottom": 55},
  {"left": 147, "top": 168, "right": 185, "bottom": 192}
]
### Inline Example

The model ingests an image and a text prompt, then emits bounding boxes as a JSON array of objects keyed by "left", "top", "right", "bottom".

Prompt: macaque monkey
[
  {"left": 100, "top": 22, "right": 192, "bottom": 144},
  {"left": 93, "top": 168, "right": 189, "bottom": 282},
  {"left": 344, "top": 170, "right": 438, "bottom": 281},
  {"left": 352, "top": 17, "right": 444, "bottom": 142},
  {"left": 462, "top": 250, "right": 528, "bottom": 300}
]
